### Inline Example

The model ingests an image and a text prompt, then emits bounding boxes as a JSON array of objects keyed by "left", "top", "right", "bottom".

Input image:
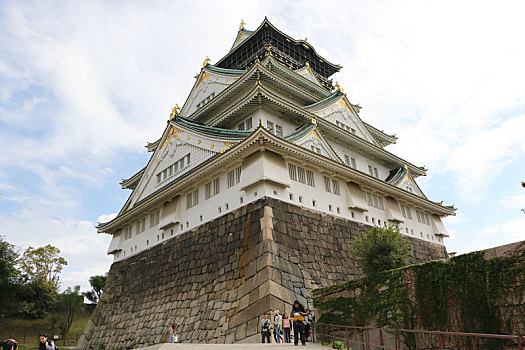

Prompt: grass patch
[{"left": 0, "top": 310, "right": 92, "bottom": 348}]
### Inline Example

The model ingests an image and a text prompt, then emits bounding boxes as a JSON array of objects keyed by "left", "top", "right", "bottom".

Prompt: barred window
[
  {"left": 267, "top": 121, "right": 274, "bottom": 133},
  {"left": 288, "top": 163, "right": 315, "bottom": 187},
  {"left": 246, "top": 117, "right": 253, "bottom": 130},
  {"left": 136, "top": 218, "right": 146, "bottom": 234},
  {"left": 124, "top": 226, "right": 133, "bottom": 240},
  {"left": 187, "top": 189, "right": 199, "bottom": 209},
  {"left": 332, "top": 179, "right": 340, "bottom": 195},
  {"left": 149, "top": 210, "right": 160, "bottom": 227},
  {"left": 205, "top": 182, "right": 211, "bottom": 199},
  {"left": 365, "top": 192, "right": 385, "bottom": 210},
  {"left": 288, "top": 164, "right": 297, "bottom": 181},
  {"left": 297, "top": 167, "right": 306, "bottom": 184},
  {"left": 324, "top": 176, "right": 331, "bottom": 192},
  {"left": 213, "top": 177, "right": 220, "bottom": 196},
  {"left": 227, "top": 166, "right": 241, "bottom": 188},
  {"left": 275, "top": 124, "right": 283, "bottom": 137}
]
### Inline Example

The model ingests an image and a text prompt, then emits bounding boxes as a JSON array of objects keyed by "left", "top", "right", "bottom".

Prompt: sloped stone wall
[{"left": 78, "top": 197, "right": 447, "bottom": 349}]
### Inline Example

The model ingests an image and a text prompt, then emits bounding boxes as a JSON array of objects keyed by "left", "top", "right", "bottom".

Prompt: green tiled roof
[
  {"left": 304, "top": 90, "right": 343, "bottom": 110},
  {"left": 385, "top": 167, "right": 408, "bottom": 185},
  {"left": 173, "top": 115, "right": 252, "bottom": 139},
  {"left": 285, "top": 122, "right": 315, "bottom": 141},
  {"left": 205, "top": 64, "right": 246, "bottom": 75}
]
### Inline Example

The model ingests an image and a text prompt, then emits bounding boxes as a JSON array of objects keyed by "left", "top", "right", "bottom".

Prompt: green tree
[
  {"left": 84, "top": 274, "right": 107, "bottom": 304},
  {"left": 58, "top": 285, "right": 84, "bottom": 342},
  {"left": 0, "top": 236, "right": 22, "bottom": 316},
  {"left": 352, "top": 225, "right": 411, "bottom": 275},
  {"left": 19, "top": 244, "right": 68, "bottom": 291}
]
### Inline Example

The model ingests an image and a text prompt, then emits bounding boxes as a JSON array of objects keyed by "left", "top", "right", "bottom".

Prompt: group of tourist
[
  {"left": 1, "top": 334, "right": 56, "bottom": 350},
  {"left": 260, "top": 300, "right": 311, "bottom": 346}
]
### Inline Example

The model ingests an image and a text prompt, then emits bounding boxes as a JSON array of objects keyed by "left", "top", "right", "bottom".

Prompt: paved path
[{"left": 137, "top": 343, "right": 331, "bottom": 350}]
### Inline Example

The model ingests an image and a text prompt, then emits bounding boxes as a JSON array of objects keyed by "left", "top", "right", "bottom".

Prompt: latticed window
[
  {"left": 332, "top": 179, "right": 340, "bottom": 195},
  {"left": 324, "top": 176, "right": 331, "bottom": 192},
  {"left": 227, "top": 166, "right": 242, "bottom": 188},
  {"left": 288, "top": 164, "right": 297, "bottom": 181},
  {"left": 187, "top": 189, "right": 199, "bottom": 209},
  {"left": 365, "top": 192, "right": 385, "bottom": 210},
  {"left": 150, "top": 210, "right": 160, "bottom": 227},
  {"left": 275, "top": 124, "right": 283, "bottom": 137}
]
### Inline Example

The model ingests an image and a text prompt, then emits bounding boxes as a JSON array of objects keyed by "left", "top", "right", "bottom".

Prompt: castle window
[
  {"left": 365, "top": 192, "right": 385, "bottom": 210},
  {"left": 136, "top": 217, "right": 146, "bottom": 234},
  {"left": 312, "top": 200, "right": 316, "bottom": 207},
  {"left": 298, "top": 195, "right": 303, "bottom": 203},
  {"left": 149, "top": 210, "right": 160, "bottom": 227},
  {"left": 289, "top": 193, "right": 294, "bottom": 200},
  {"left": 332, "top": 179, "right": 340, "bottom": 195},
  {"left": 240, "top": 197, "right": 243, "bottom": 204},
  {"left": 351, "top": 211, "right": 355, "bottom": 219},
  {"left": 227, "top": 166, "right": 242, "bottom": 188},
  {"left": 238, "top": 117, "right": 253, "bottom": 131},
  {"left": 344, "top": 155, "right": 357, "bottom": 169},
  {"left": 267, "top": 121, "right": 274, "bottom": 133},
  {"left": 400, "top": 204, "right": 412, "bottom": 220},
  {"left": 186, "top": 189, "right": 199, "bottom": 209},
  {"left": 306, "top": 170, "right": 315, "bottom": 187},
  {"left": 124, "top": 226, "right": 133, "bottom": 240},
  {"left": 275, "top": 124, "right": 283, "bottom": 137},
  {"left": 157, "top": 153, "right": 191, "bottom": 185},
  {"left": 324, "top": 176, "right": 331, "bottom": 192},
  {"left": 205, "top": 177, "right": 221, "bottom": 199},
  {"left": 368, "top": 165, "right": 379, "bottom": 178},
  {"left": 328, "top": 204, "right": 332, "bottom": 211},
  {"left": 337, "top": 207, "right": 341, "bottom": 214}
]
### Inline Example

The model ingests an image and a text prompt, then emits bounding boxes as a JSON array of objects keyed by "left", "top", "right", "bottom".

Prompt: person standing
[
  {"left": 282, "top": 313, "right": 292, "bottom": 343},
  {"left": 168, "top": 324, "right": 178, "bottom": 343},
  {"left": 291, "top": 300, "right": 308, "bottom": 346},
  {"left": 260, "top": 314, "right": 272, "bottom": 343},
  {"left": 38, "top": 334, "right": 55, "bottom": 350},
  {"left": 273, "top": 310, "right": 282, "bottom": 343}
]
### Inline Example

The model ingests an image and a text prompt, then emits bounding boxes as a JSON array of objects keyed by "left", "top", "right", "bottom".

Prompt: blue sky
[{"left": 1, "top": 1, "right": 524, "bottom": 292}]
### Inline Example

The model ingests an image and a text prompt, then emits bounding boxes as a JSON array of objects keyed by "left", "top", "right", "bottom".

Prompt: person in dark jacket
[
  {"left": 0, "top": 339, "right": 17, "bottom": 350},
  {"left": 38, "top": 334, "right": 55, "bottom": 350},
  {"left": 290, "top": 300, "right": 309, "bottom": 346}
]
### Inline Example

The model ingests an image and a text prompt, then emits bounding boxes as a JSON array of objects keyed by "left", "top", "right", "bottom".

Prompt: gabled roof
[
  {"left": 363, "top": 122, "right": 397, "bottom": 147},
  {"left": 284, "top": 121, "right": 343, "bottom": 163},
  {"left": 385, "top": 166, "right": 408, "bottom": 185},
  {"left": 230, "top": 27, "right": 254, "bottom": 51}
]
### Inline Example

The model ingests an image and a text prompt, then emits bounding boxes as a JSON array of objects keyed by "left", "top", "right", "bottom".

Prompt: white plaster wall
[{"left": 111, "top": 152, "right": 447, "bottom": 262}]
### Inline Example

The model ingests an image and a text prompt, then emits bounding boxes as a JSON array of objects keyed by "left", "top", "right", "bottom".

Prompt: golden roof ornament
[
  {"left": 202, "top": 56, "right": 211, "bottom": 68},
  {"left": 335, "top": 81, "right": 344, "bottom": 93},
  {"left": 311, "top": 117, "right": 317, "bottom": 125},
  {"left": 239, "top": 19, "right": 246, "bottom": 31},
  {"left": 258, "top": 119, "right": 264, "bottom": 127},
  {"left": 170, "top": 104, "right": 180, "bottom": 120}
]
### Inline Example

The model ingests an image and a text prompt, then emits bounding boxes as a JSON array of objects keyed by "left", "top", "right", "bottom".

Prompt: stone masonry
[{"left": 78, "top": 197, "right": 447, "bottom": 349}]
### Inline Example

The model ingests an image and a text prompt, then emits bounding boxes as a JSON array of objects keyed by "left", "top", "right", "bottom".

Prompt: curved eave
[
  {"left": 171, "top": 115, "right": 252, "bottom": 140},
  {"left": 145, "top": 138, "right": 161, "bottom": 152},
  {"left": 120, "top": 167, "right": 146, "bottom": 189},
  {"left": 304, "top": 90, "right": 344, "bottom": 110},
  {"left": 99, "top": 127, "right": 453, "bottom": 234},
  {"left": 216, "top": 18, "right": 341, "bottom": 75},
  {"left": 385, "top": 167, "right": 407, "bottom": 186},
  {"left": 284, "top": 123, "right": 316, "bottom": 142},
  {"left": 364, "top": 122, "right": 397, "bottom": 146},
  {"left": 203, "top": 64, "right": 246, "bottom": 75}
]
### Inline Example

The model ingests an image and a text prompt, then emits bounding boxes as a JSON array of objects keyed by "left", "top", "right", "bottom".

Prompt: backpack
[{"left": 262, "top": 319, "right": 270, "bottom": 331}]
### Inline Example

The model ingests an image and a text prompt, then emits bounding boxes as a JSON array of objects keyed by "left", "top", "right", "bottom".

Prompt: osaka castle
[
  {"left": 82, "top": 18, "right": 456, "bottom": 347},
  {"left": 100, "top": 18, "right": 454, "bottom": 262}
]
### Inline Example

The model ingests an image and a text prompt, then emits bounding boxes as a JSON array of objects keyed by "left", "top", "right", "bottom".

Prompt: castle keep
[{"left": 79, "top": 19, "right": 455, "bottom": 348}]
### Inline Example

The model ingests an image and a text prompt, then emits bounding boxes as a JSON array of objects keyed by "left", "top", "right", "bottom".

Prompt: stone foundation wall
[{"left": 78, "top": 197, "right": 447, "bottom": 349}]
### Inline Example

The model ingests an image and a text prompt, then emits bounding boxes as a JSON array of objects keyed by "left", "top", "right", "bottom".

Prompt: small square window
[
  {"left": 312, "top": 200, "right": 316, "bottom": 207},
  {"left": 200, "top": 215, "right": 203, "bottom": 222},
  {"left": 161, "top": 233, "right": 164, "bottom": 239},
  {"left": 337, "top": 207, "right": 340, "bottom": 214},
  {"left": 218, "top": 207, "right": 222, "bottom": 214},
  {"left": 289, "top": 193, "right": 294, "bottom": 200},
  {"left": 328, "top": 205, "right": 332, "bottom": 211},
  {"left": 378, "top": 219, "right": 381, "bottom": 226},
  {"left": 365, "top": 216, "right": 369, "bottom": 222},
  {"left": 372, "top": 218, "right": 375, "bottom": 224},
  {"left": 240, "top": 197, "right": 244, "bottom": 203},
  {"left": 299, "top": 196, "right": 303, "bottom": 203},
  {"left": 254, "top": 191, "right": 257, "bottom": 197},
  {"left": 146, "top": 240, "right": 149, "bottom": 246},
  {"left": 351, "top": 212, "right": 355, "bottom": 219},
  {"left": 225, "top": 203, "right": 229, "bottom": 210},
  {"left": 186, "top": 221, "right": 189, "bottom": 228},
  {"left": 273, "top": 190, "right": 278, "bottom": 195}
]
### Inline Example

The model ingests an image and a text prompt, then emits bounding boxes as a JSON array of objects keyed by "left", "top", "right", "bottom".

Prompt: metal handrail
[{"left": 317, "top": 323, "right": 525, "bottom": 350}]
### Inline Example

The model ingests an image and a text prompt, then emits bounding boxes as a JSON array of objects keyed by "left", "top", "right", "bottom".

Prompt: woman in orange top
[{"left": 290, "top": 300, "right": 308, "bottom": 346}]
